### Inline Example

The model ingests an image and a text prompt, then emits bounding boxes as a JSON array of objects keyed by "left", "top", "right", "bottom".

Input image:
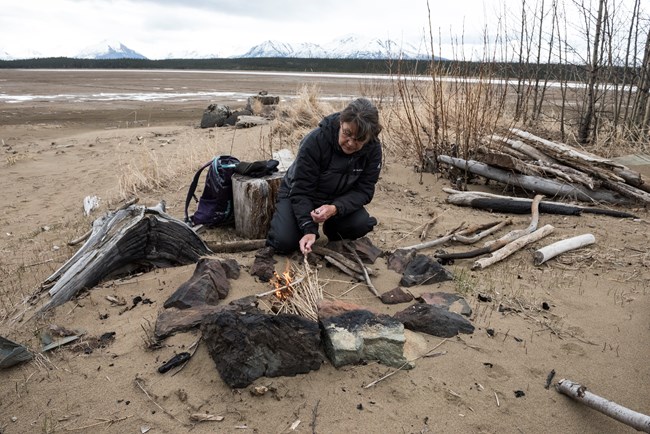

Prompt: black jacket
[{"left": 282, "top": 112, "right": 382, "bottom": 236}]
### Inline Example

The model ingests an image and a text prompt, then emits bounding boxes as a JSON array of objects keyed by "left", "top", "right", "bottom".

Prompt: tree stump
[{"left": 232, "top": 172, "right": 284, "bottom": 239}]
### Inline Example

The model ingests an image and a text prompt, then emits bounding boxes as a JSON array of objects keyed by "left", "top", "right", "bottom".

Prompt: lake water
[{"left": 0, "top": 69, "right": 395, "bottom": 104}]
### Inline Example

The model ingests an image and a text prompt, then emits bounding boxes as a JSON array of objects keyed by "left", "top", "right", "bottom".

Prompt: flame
[{"left": 271, "top": 261, "right": 294, "bottom": 300}]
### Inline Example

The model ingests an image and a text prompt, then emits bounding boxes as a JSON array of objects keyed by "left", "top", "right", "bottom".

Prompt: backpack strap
[{"left": 184, "top": 159, "right": 214, "bottom": 224}]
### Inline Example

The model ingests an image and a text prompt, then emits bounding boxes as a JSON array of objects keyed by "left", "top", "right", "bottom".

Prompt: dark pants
[{"left": 266, "top": 195, "right": 377, "bottom": 254}]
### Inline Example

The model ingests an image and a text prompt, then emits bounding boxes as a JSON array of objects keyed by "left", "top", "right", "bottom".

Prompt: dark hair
[{"left": 339, "top": 97, "right": 382, "bottom": 142}]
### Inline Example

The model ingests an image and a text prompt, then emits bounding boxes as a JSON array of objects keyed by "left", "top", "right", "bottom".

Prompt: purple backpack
[{"left": 184, "top": 155, "right": 240, "bottom": 227}]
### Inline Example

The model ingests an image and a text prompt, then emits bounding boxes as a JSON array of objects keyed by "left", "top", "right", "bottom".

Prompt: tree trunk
[
  {"left": 578, "top": 0, "right": 605, "bottom": 144},
  {"left": 232, "top": 172, "right": 284, "bottom": 239}
]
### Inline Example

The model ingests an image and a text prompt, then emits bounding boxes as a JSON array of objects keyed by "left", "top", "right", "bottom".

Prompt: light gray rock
[{"left": 320, "top": 309, "right": 410, "bottom": 369}]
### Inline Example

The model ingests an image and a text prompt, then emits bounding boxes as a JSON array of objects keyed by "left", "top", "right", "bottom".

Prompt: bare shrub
[{"left": 384, "top": 60, "right": 510, "bottom": 179}]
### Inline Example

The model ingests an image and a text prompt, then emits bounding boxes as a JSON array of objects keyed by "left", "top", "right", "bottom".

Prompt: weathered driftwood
[
  {"left": 311, "top": 245, "right": 375, "bottom": 276},
  {"left": 321, "top": 255, "right": 363, "bottom": 281},
  {"left": 486, "top": 194, "right": 543, "bottom": 247},
  {"left": 444, "top": 189, "right": 638, "bottom": 218},
  {"left": 232, "top": 172, "right": 284, "bottom": 239},
  {"left": 508, "top": 129, "right": 650, "bottom": 194},
  {"left": 451, "top": 219, "right": 512, "bottom": 244},
  {"left": 510, "top": 128, "right": 623, "bottom": 170},
  {"left": 480, "top": 148, "right": 597, "bottom": 189},
  {"left": 539, "top": 161, "right": 597, "bottom": 189},
  {"left": 479, "top": 151, "right": 542, "bottom": 176},
  {"left": 533, "top": 234, "right": 596, "bottom": 265},
  {"left": 438, "top": 195, "right": 544, "bottom": 262},
  {"left": 420, "top": 215, "right": 440, "bottom": 241},
  {"left": 602, "top": 179, "right": 650, "bottom": 204},
  {"left": 401, "top": 220, "right": 504, "bottom": 251},
  {"left": 437, "top": 155, "right": 627, "bottom": 204},
  {"left": 472, "top": 224, "right": 555, "bottom": 270},
  {"left": 612, "top": 167, "right": 650, "bottom": 193},
  {"left": 205, "top": 239, "right": 266, "bottom": 253},
  {"left": 40, "top": 202, "right": 211, "bottom": 313},
  {"left": 486, "top": 134, "right": 556, "bottom": 164},
  {"left": 68, "top": 198, "right": 140, "bottom": 246},
  {"left": 557, "top": 378, "right": 650, "bottom": 433},
  {"left": 344, "top": 242, "right": 379, "bottom": 297},
  {"left": 488, "top": 130, "right": 649, "bottom": 199}
]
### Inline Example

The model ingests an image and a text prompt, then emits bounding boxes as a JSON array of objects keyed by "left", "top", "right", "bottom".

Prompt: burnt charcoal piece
[{"left": 158, "top": 352, "right": 191, "bottom": 373}]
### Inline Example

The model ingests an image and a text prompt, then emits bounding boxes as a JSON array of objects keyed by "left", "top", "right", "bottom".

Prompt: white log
[
  {"left": 533, "top": 234, "right": 596, "bottom": 265},
  {"left": 472, "top": 224, "right": 555, "bottom": 270},
  {"left": 557, "top": 379, "right": 650, "bottom": 433}
]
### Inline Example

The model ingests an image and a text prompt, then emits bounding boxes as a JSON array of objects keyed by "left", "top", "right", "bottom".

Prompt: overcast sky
[
  {"left": 1, "top": 0, "right": 509, "bottom": 59},
  {"left": 0, "top": 0, "right": 645, "bottom": 60}
]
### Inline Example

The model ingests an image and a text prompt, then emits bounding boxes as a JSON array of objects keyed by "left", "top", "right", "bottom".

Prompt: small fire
[{"left": 270, "top": 261, "right": 294, "bottom": 300}]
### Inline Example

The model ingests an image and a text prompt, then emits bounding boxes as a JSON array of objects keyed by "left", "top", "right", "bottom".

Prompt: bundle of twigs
[{"left": 270, "top": 257, "right": 323, "bottom": 322}]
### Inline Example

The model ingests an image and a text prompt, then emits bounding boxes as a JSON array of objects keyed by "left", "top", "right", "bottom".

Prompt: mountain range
[{"left": 1, "top": 36, "right": 430, "bottom": 61}]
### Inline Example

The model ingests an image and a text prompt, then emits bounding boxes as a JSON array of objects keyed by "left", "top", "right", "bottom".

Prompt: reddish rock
[{"left": 380, "top": 287, "right": 414, "bottom": 305}]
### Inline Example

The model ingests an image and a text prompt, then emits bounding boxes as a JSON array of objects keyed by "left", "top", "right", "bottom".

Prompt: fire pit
[{"left": 257, "top": 257, "right": 322, "bottom": 321}]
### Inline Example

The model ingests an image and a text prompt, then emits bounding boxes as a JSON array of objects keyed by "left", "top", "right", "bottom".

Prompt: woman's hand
[
  {"left": 310, "top": 204, "right": 337, "bottom": 223},
  {"left": 299, "top": 234, "right": 317, "bottom": 254}
]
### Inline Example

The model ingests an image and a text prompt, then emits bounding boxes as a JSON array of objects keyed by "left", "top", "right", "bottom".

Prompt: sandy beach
[{"left": 1, "top": 69, "right": 649, "bottom": 434}]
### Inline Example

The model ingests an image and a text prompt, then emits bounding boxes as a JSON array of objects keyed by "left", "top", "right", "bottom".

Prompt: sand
[{"left": 0, "top": 69, "right": 649, "bottom": 434}]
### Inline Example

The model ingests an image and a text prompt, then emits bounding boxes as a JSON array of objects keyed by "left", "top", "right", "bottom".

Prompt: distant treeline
[{"left": 0, "top": 56, "right": 633, "bottom": 84}]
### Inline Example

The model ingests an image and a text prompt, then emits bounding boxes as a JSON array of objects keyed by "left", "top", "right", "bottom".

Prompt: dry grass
[
  {"left": 116, "top": 130, "right": 220, "bottom": 200},
  {"left": 267, "top": 84, "right": 336, "bottom": 154}
]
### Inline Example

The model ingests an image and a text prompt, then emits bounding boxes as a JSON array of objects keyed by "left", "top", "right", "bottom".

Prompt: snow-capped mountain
[
  {"left": 1, "top": 34, "right": 431, "bottom": 60},
  {"left": 75, "top": 40, "right": 147, "bottom": 60},
  {"left": 164, "top": 50, "right": 221, "bottom": 60},
  {"left": 239, "top": 35, "right": 429, "bottom": 60},
  {"left": 240, "top": 40, "right": 296, "bottom": 58},
  {"left": 0, "top": 48, "right": 44, "bottom": 60},
  {"left": 0, "top": 49, "right": 14, "bottom": 60}
]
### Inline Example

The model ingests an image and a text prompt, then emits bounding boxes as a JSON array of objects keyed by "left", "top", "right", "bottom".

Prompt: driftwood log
[
  {"left": 443, "top": 188, "right": 638, "bottom": 219},
  {"left": 509, "top": 129, "right": 650, "bottom": 200},
  {"left": 39, "top": 202, "right": 211, "bottom": 313},
  {"left": 438, "top": 155, "right": 628, "bottom": 204},
  {"left": 401, "top": 220, "right": 505, "bottom": 251},
  {"left": 472, "top": 224, "right": 555, "bottom": 270},
  {"left": 232, "top": 172, "right": 284, "bottom": 239},
  {"left": 205, "top": 239, "right": 266, "bottom": 253},
  {"left": 437, "top": 195, "right": 542, "bottom": 261},
  {"left": 485, "top": 134, "right": 556, "bottom": 163},
  {"left": 533, "top": 234, "right": 596, "bottom": 265},
  {"left": 557, "top": 379, "right": 650, "bottom": 432}
]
